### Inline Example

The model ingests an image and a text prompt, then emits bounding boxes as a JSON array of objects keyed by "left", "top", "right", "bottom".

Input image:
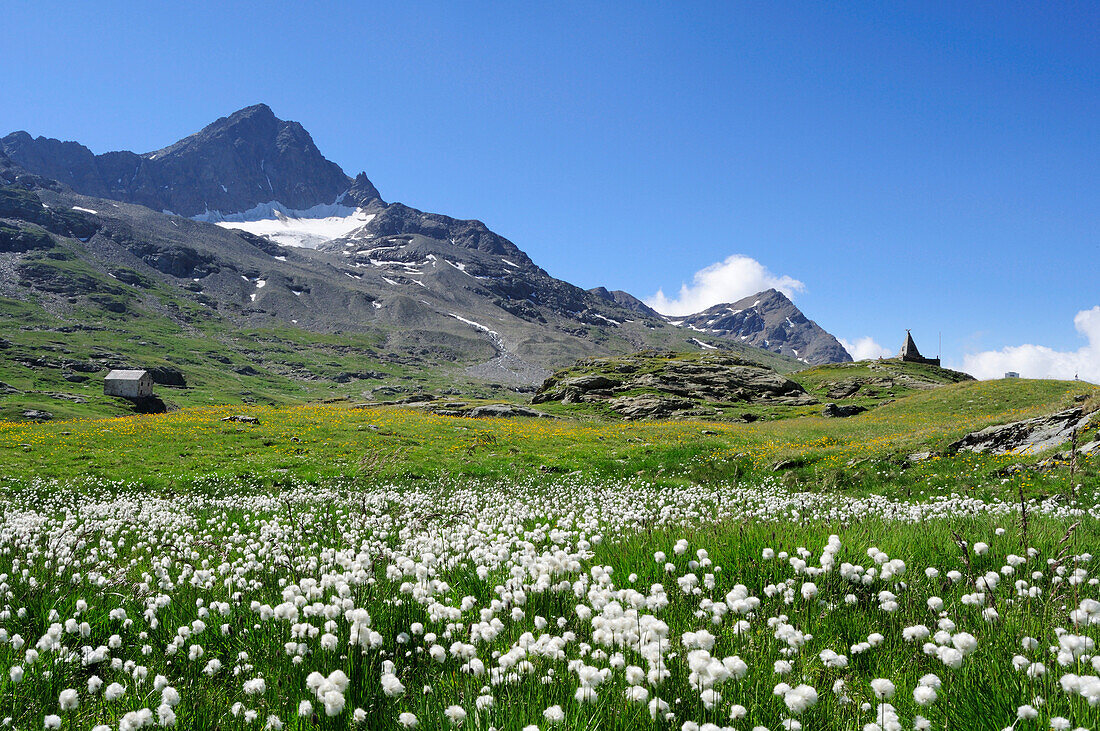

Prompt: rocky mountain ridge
[
  {"left": 3, "top": 104, "right": 851, "bottom": 364},
  {"left": 2, "top": 104, "right": 382, "bottom": 219}
]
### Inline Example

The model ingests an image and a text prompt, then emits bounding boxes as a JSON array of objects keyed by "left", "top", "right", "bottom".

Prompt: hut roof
[
  {"left": 899, "top": 331, "right": 923, "bottom": 359},
  {"left": 105, "top": 369, "right": 149, "bottom": 381}
]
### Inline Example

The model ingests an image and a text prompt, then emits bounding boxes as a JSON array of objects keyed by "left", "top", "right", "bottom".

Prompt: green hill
[{"left": 1, "top": 364, "right": 1095, "bottom": 497}]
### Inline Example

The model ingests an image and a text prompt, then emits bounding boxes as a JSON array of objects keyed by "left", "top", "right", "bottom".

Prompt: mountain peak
[
  {"left": 2, "top": 105, "right": 378, "bottom": 218},
  {"left": 201, "top": 103, "right": 277, "bottom": 131},
  {"left": 231, "top": 102, "right": 275, "bottom": 118},
  {"left": 755, "top": 288, "right": 789, "bottom": 302},
  {"left": 675, "top": 289, "right": 851, "bottom": 364}
]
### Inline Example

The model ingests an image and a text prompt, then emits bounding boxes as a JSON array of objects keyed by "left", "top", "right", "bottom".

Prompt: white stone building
[{"left": 104, "top": 370, "right": 154, "bottom": 399}]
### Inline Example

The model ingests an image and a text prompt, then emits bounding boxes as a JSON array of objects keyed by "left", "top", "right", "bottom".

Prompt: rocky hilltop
[{"left": 534, "top": 351, "right": 815, "bottom": 419}]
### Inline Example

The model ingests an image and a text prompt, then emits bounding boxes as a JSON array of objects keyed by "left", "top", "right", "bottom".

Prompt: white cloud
[
  {"left": 961, "top": 306, "right": 1100, "bottom": 383},
  {"left": 838, "top": 336, "right": 893, "bottom": 361},
  {"left": 645, "top": 255, "right": 805, "bottom": 316}
]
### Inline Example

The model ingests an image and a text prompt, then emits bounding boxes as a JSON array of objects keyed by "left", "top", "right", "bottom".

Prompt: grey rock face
[
  {"left": 2, "top": 104, "right": 381, "bottom": 218},
  {"left": 608, "top": 395, "right": 697, "bottom": 419},
  {"left": 466, "top": 404, "right": 553, "bottom": 419},
  {"left": 949, "top": 408, "right": 1096, "bottom": 455},
  {"left": 675, "top": 289, "right": 852, "bottom": 365}
]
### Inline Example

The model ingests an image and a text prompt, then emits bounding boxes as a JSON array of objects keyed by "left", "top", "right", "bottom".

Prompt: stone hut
[
  {"left": 899, "top": 331, "right": 940, "bottom": 367},
  {"left": 104, "top": 369, "right": 154, "bottom": 399}
]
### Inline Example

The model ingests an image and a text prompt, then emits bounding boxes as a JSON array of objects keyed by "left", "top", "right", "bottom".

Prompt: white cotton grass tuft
[
  {"left": 58, "top": 689, "right": 79, "bottom": 711},
  {"left": 870, "top": 678, "right": 895, "bottom": 700}
]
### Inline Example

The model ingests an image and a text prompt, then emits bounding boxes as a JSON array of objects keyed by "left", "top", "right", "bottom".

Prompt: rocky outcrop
[
  {"left": 674, "top": 289, "right": 852, "bottom": 365},
  {"left": 0, "top": 224, "right": 53, "bottom": 253},
  {"left": 825, "top": 379, "right": 864, "bottom": 399},
  {"left": 0, "top": 185, "right": 99, "bottom": 240},
  {"left": 349, "top": 203, "right": 531, "bottom": 263},
  {"left": 221, "top": 415, "right": 259, "bottom": 424},
  {"left": 948, "top": 407, "right": 1096, "bottom": 455},
  {"left": 534, "top": 352, "right": 815, "bottom": 418},
  {"left": 466, "top": 404, "right": 553, "bottom": 419}
]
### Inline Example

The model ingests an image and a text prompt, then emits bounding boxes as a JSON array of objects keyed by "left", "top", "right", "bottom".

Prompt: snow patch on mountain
[{"left": 208, "top": 201, "right": 376, "bottom": 249}]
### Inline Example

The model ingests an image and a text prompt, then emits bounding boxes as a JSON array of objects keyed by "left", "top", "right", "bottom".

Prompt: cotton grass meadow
[{"left": 0, "top": 475, "right": 1098, "bottom": 730}]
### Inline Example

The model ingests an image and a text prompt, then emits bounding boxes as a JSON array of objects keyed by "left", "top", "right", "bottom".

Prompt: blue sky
[{"left": 4, "top": 1, "right": 1099, "bottom": 378}]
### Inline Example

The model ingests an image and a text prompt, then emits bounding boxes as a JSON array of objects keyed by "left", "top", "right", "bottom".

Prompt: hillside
[
  {"left": 525, "top": 352, "right": 979, "bottom": 423},
  {"left": 0, "top": 372, "right": 1094, "bottom": 493},
  {"left": 791, "top": 358, "right": 974, "bottom": 402}
]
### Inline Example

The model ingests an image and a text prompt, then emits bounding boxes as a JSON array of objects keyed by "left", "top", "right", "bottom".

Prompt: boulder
[
  {"left": 825, "top": 380, "right": 862, "bottom": 399},
  {"left": 221, "top": 415, "right": 259, "bottom": 424},
  {"left": 396, "top": 394, "right": 435, "bottom": 404},
  {"left": 47, "top": 392, "right": 87, "bottom": 404},
  {"left": 822, "top": 403, "right": 867, "bottom": 418},
  {"left": 625, "top": 362, "right": 811, "bottom": 404},
  {"left": 466, "top": 404, "right": 553, "bottom": 419},
  {"left": 148, "top": 366, "right": 187, "bottom": 387},
  {"left": 331, "top": 370, "right": 386, "bottom": 383},
  {"left": 948, "top": 407, "right": 1095, "bottom": 456},
  {"left": 130, "top": 396, "right": 167, "bottom": 414},
  {"left": 22, "top": 409, "right": 52, "bottom": 421}
]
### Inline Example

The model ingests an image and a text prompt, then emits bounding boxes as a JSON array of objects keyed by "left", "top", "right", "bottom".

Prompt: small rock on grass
[{"left": 221, "top": 415, "right": 259, "bottom": 424}]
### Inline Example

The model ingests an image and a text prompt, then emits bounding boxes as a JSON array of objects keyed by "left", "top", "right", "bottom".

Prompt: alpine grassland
[{"left": 0, "top": 376, "right": 1098, "bottom": 730}]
